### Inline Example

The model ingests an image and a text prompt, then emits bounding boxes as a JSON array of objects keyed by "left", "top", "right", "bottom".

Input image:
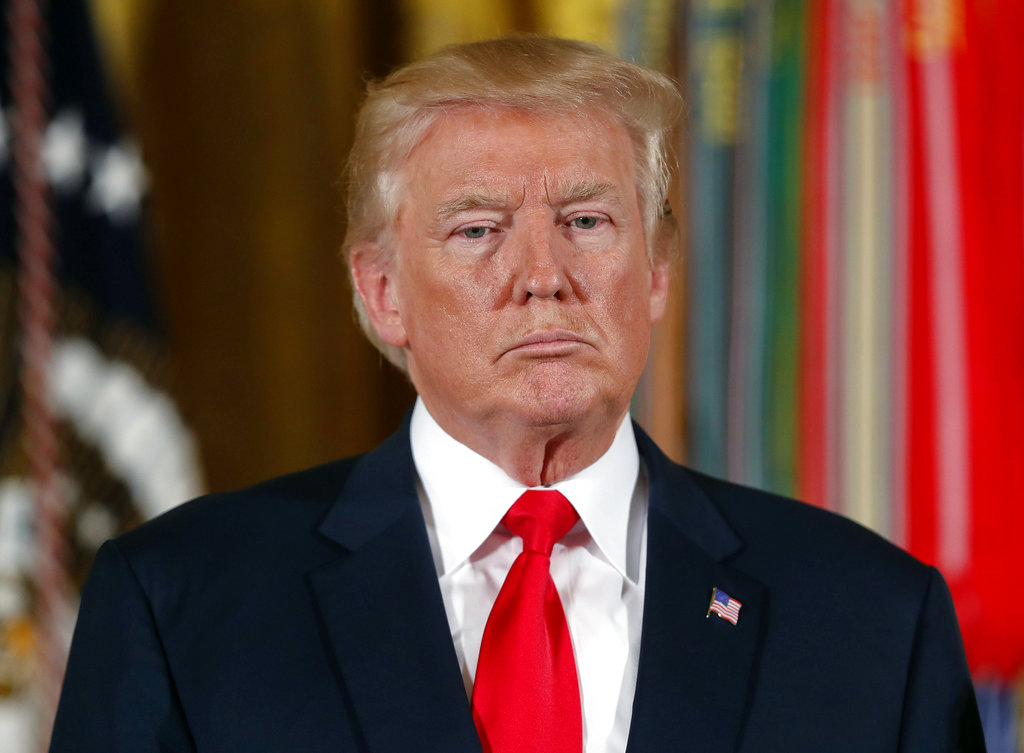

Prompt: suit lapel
[
  {"left": 626, "top": 430, "right": 766, "bottom": 753},
  {"left": 308, "top": 425, "right": 482, "bottom": 753}
]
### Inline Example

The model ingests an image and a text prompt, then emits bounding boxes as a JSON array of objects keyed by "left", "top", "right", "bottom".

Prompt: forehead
[{"left": 398, "top": 106, "right": 640, "bottom": 211}]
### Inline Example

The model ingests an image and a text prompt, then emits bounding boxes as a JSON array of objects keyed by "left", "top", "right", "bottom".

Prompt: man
[{"left": 51, "top": 35, "right": 984, "bottom": 753}]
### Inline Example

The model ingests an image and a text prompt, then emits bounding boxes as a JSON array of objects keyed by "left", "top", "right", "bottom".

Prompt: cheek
[
  {"left": 586, "top": 258, "right": 652, "bottom": 314},
  {"left": 438, "top": 260, "right": 509, "bottom": 320},
  {"left": 403, "top": 265, "right": 497, "bottom": 347},
  {"left": 591, "top": 263, "right": 657, "bottom": 369}
]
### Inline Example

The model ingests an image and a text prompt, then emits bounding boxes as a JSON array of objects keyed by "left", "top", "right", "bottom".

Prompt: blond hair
[{"left": 343, "top": 34, "right": 683, "bottom": 369}]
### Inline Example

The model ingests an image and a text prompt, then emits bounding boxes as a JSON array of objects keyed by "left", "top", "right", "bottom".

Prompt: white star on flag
[
  {"left": 43, "top": 108, "right": 87, "bottom": 192},
  {"left": 87, "top": 142, "right": 147, "bottom": 223}
]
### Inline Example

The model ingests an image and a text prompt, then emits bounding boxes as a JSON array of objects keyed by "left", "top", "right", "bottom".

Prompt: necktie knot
[{"left": 502, "top": 489, "right": 578, "bottom": 556}]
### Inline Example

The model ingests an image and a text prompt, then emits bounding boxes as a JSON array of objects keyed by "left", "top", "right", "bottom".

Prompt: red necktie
[{"left": 471, "top": 489, "right": 583, "bottom": 753}]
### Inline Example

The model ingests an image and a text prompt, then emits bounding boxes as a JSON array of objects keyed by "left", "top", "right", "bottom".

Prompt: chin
[
  {"left": 515, "top": 401, "right": 589, "bottom": 428},
  {"left": 508, "top": 372, "right": 612, "bottom": 428}
]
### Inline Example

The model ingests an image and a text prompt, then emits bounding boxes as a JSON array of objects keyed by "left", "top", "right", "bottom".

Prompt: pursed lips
[{"left": 501, "top": 328, "right": 594, "bottom": 358}]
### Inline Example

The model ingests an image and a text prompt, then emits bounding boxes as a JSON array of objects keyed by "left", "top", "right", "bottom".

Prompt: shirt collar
[{"left": 410, "top": 398, "right": 640, "bottom": 582}]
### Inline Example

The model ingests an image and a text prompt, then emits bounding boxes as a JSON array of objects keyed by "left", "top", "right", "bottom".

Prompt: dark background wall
[{"left": 97, "top": 1, "right": 418, "bottom": 492}]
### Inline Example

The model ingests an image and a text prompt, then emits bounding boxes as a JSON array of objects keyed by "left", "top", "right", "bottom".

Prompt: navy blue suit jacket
[{"left": 51, "top": 422, "right": 985, "bottom": 752}]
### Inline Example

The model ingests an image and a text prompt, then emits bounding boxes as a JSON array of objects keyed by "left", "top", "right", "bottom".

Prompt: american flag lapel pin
[{"left": 706, "top": 587, "right": 742, "bottom": 625}]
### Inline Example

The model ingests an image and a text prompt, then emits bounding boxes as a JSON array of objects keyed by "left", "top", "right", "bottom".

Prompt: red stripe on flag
[
  {"left": 952, "top": 0, "right": 1024, "bottom": 680},
  {"left": 797, "top": 0, "right": 833, "bottom": 509}
]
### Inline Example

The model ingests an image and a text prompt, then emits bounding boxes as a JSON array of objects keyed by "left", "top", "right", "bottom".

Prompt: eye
[
  {"left": 569, "top": 216, "right": 601, "bottom": 230},
  {"left": 459, "top": 226, "right": 491, "bottom": 239}
]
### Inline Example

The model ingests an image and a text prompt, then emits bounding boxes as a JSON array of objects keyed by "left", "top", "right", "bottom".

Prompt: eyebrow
[
  {"left": 434, "top": 180, "right": 624, "bottom": 222},
  {"left": 548, "top": 179, "right": 621, "bottom": 206},
  {"left": 434, "top": 192, "right": 513, "bottom": 221}
]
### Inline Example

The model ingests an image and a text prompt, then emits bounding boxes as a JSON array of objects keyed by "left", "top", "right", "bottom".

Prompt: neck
[{"left": 425, "top": 403, "right": 627, "bottom": 487}]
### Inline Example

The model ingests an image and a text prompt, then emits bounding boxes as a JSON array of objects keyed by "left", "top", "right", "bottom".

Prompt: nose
[{"left": 513, "top": 225, "right": 569, "bottom": 303}]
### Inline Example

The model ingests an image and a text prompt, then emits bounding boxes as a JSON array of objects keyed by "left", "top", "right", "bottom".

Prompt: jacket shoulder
[
  {"left": 694, "top": 468, "right": 920, "bottom": 557},
  {"left": 112, "top": 454, "right": 365, "bottom": 572},
  {"left": 681, "top": 467, "right": 935, "bottom": 602}
]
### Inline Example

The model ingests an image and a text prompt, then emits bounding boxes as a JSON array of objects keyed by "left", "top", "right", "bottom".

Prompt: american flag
[
  {"left": 707, "top": 587, "right": 742, "bottom": 625},
  {"left": 1, "top": 1, "right": 203, "bottom": 749}
]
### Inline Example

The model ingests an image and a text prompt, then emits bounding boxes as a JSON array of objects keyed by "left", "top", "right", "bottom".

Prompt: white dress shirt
[{"left": 410, "top": 399, "right": 647, "bottom": 753}]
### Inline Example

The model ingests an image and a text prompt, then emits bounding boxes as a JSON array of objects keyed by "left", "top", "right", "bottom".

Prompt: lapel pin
[{"left": 706, "top": 587, "right": 742, "bottom": 625}]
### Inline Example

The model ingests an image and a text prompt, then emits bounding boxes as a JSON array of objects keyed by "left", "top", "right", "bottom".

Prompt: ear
[
  {"left": 349, "top": 242, "right": 409, "bottom": 348},
  {"left": 647, "top": 210, "right": 678, "bottom": 324},
  {"left": 648, "top": 257, "right": 671, "bottom": 325}
]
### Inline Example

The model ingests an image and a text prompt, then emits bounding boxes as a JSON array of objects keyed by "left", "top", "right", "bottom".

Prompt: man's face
[{"left": 355, "top": 107, "right": 670, "bottom": 440}]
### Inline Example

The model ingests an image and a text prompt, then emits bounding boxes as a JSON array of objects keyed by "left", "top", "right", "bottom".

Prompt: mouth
[{"left": 502, "top": 329, "right": 592, "bottom": 358}]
